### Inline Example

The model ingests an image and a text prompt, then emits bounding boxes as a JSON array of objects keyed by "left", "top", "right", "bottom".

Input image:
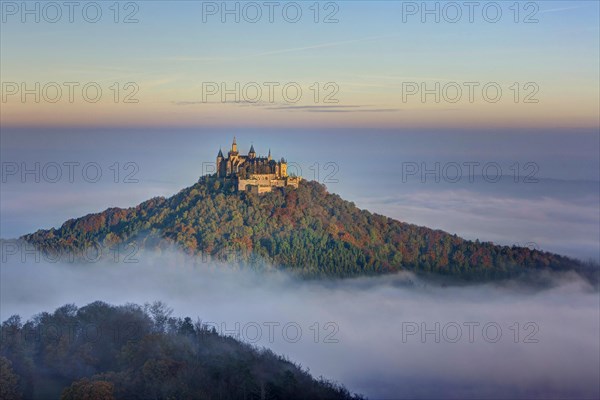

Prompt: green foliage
[
  {"left": 0, "top": 302, "right": 363, "bottom": 400},
  {"left": 22, "top": 176, "right": 596, "bottom": 281}
]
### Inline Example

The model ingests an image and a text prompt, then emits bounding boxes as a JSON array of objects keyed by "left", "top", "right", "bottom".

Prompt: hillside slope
[
  {"left": 22, "top": 176, "right": 594, "bottom": 281},
  {"left": 1, "top": 301, "right": 363, "bottom": 399}
]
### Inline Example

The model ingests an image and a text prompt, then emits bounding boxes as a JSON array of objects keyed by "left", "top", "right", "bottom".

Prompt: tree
[
  {"left": 0, "top": 356, "right": 21, "bottom": 400},
  {"left": 61, "top": 378, "right": 115, "bottom": 400},
  {"left": 2, "top": 301, "right": 364, "bottom": 400},
  {"left": 144, "top": 301, "right": 173, "bottom": 333},
  {"left": 178, "top": 317, "right": 195, "bottom": 336}
]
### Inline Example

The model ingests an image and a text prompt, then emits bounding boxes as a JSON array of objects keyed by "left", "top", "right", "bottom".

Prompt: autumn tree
[{"left": 61, "top": 378, "right": 115, "bottom": 400}]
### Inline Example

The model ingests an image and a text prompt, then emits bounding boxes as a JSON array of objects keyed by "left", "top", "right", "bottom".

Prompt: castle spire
[
  {"left": 216, "top": 147, "right": 224, "bottom": 178},
  {"left": 268, "top": 148, "right": 272, "bottom": 161},
  {"left": 231, "top": 136, "right": 237, "bottom": 153}
]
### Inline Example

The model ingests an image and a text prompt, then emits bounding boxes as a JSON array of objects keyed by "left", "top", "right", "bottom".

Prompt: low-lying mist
[{"left": 1, "top": 248, "right": 599, "bottom": 399}]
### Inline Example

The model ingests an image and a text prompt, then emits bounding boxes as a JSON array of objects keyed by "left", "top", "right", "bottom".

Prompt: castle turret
[
  {"left": 268, "top": 149, "right": 272, "bottom": 161},
  {"left": 249, "top": 144, "right": 256, "bottom": 159},
  {"left": 230, "top": 137, "right": 238, "bottom": 154},
  {"left": 280, "top": 158, "right": 287, "bottom": 178},
  {"left": 216, "top": 148, "right": 224, "bottom": 177}
]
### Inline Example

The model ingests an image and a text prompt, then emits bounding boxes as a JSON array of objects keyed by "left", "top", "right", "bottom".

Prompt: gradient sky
[{"left": 1, "top": 0, "right": 599, "bottom": 129}]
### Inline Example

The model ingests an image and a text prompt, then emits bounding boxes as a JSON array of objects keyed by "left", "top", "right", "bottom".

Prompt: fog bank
[{"left": 1, "top": 250, "right": 598, "bottom": 399}]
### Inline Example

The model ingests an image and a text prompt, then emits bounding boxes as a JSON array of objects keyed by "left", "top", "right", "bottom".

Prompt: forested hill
[
  {"left": 1, "top": 301, "right": 363, "bottom": 400},
  {"left": 22, "top": 175, "right": 595, "bottom": 281}
]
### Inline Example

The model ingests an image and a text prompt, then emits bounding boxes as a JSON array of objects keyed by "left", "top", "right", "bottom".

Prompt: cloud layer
[{"left": 1, "top": 249, "right": 598, "bottom": 399}]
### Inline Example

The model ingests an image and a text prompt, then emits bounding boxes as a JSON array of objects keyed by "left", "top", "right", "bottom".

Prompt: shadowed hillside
[{"left": 0, "top": 301, "right": 363, "bottom": 400}]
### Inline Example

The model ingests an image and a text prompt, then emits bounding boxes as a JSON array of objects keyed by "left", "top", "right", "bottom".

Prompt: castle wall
[
  {"left": 248, "top": 185, "right": 273, "bottom": 195},
  {"left": 237, "top": 177, "right": 301, "bottom": 194},
  {"left": 286, "top": 177, "right": 301, "bottom": 188},
  {"left": 249, "top": 174, "right": 278, "bottom": 185}
]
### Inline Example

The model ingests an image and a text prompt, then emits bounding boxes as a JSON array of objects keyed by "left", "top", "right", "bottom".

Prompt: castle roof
[{"left": 218, "top": 140, "right": 284, "bottom": 164}]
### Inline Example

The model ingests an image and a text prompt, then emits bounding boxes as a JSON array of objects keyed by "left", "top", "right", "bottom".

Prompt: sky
[{"left": 1, "top": 0, "right": 599, "bottom": 128}]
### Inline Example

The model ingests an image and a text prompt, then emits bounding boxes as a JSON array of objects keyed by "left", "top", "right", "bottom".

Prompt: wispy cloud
[
  {"left": 539, "top": 5, "right": 588, "bottom": 14},
  {"left": 264, "top": 104, "right": 401, "bottom": 113},
  {"left": 164, "top": 33, "right": 402, "bottom": 64},
  {"left": 248, "top": 33, "right": 402, "bottom": 58},
  {"left": 171, "top": 101, "right": 401, "bottom": 113}
]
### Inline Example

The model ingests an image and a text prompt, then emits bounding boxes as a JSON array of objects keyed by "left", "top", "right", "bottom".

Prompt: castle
[{"left": 216, "top": 137, "right": 301, "bottom": 194}]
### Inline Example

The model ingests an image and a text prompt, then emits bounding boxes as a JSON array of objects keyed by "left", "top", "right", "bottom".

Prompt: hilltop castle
[{"left": 216, "top": 137, "right": 301, "bottom": 194}]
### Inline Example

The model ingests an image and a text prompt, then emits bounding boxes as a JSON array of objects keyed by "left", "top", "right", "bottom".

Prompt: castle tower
[
  {"left": 216, "top": 148, "right": 224, "bottom": 177},
  {"left": 268, "top": 149, "right": 272, "bottom": 161},
  {"left": 248, "top": 144, "right": 256, "bottom": 159},
  {"left": 227, "top": 137, "right": 239, "bottom": 175}
]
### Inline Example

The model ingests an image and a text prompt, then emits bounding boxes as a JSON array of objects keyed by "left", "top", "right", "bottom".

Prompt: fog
[{"left": 1, "top": 249, "right": 599, "bottom": 399}]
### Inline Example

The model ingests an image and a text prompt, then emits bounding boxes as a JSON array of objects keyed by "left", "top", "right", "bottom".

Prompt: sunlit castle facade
[{"left": 216, "top": 137, "right": 301, "bottom": 194}]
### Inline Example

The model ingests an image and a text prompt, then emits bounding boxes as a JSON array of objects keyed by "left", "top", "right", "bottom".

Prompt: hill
[
  {"left": 21, "top": 175, "right": 597, "bottom": 281},
  {"left": 0, "top": 301, "right": 363, "bottom": 400}
]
